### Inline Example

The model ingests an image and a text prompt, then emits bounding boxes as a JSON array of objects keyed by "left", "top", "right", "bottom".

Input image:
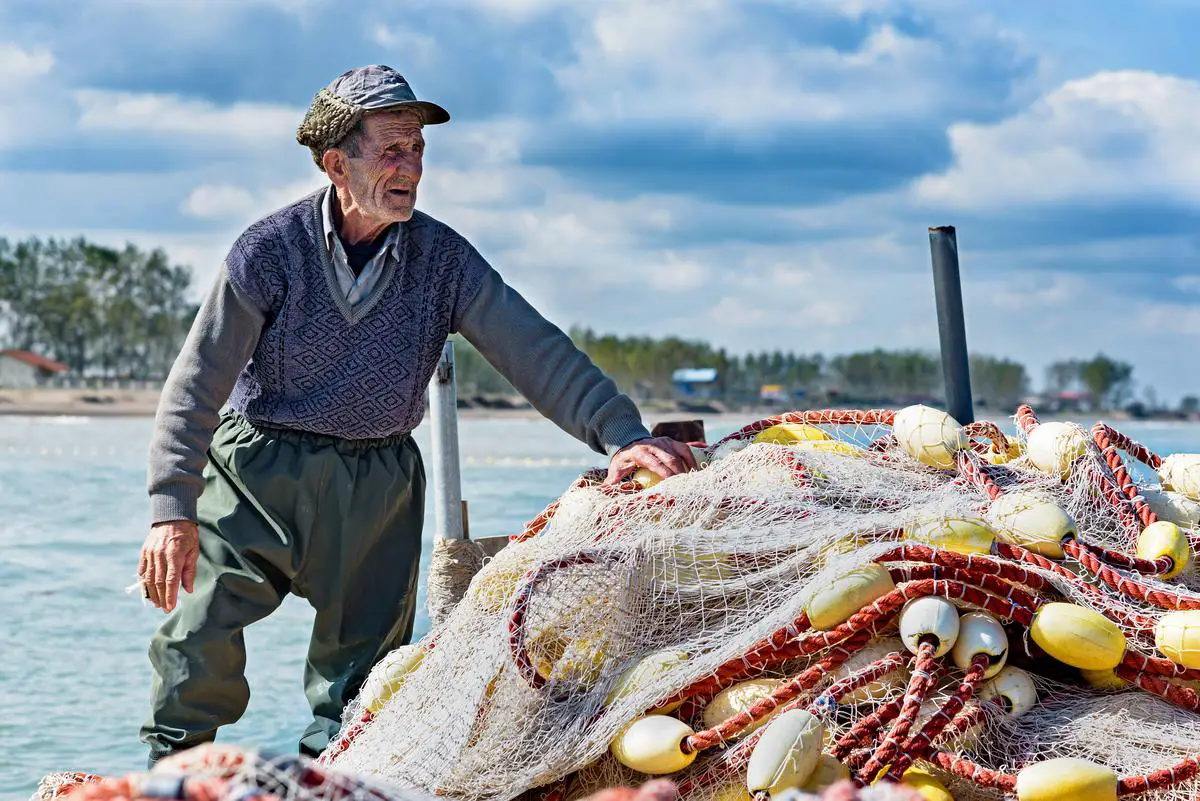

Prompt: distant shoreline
[{"left": 1, "top": 388, "right": 1192, "bottom": 424}]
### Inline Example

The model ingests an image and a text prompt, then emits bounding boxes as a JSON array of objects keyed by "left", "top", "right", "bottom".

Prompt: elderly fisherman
[{"left": 137, "top": 65, "right": 694, "bottom": 765}]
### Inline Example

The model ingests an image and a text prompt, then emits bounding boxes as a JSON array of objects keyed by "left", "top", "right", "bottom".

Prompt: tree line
[
  {"left": 0, "top": 234, "right": 1171, "bottom": 412},
  {"left": 0, "top": 236, "right": 196, "bottom": 378}
]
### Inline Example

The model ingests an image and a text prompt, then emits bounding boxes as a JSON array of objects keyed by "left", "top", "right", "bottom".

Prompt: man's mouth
[{"left": 389, "top": 187, "right": 413, "bottom": 198}]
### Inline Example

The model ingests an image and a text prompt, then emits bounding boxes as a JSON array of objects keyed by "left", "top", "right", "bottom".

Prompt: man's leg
[
  {"left": 295, "top": 435, "right": 426, "bottom": 757},
  {"left": 140, "top": 415, "right": 304, "bottom": 766}
]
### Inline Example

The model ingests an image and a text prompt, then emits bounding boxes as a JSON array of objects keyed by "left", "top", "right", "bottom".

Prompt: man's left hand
[{"left": 605, "top": 436, "right": 697, "bottom": 485}]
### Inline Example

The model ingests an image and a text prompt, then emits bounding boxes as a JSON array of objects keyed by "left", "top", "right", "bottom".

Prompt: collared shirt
[{"left": 320, "top": 186, "right": 404, "bottom": 307}]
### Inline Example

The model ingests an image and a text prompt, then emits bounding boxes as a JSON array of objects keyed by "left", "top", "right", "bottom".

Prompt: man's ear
[{"left": 322, "top": 148, "right": 347, "bottom": 183}]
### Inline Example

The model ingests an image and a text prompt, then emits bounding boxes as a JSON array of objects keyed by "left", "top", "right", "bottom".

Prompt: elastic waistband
[{"left": 222, "top": 410, "right": 412, "bottom": 452}]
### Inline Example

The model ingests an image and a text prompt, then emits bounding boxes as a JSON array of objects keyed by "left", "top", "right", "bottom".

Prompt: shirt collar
[{"left": 320, "top": 185, "right": 404, "bottom": 260}]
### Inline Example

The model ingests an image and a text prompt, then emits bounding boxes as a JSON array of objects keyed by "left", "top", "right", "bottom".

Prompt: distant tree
[
  {"left": 1045, "top": 360, "right": 1081, "bottom": 394},
  {"left": 1079, "top": 354, "right": 1135, "bottom": 409},
  {"left": 1179, "top": 395, "right": 1198, "bottom": 415},
  {"left": 970, "top": 354, "right": 1029, "bottom": 409}
]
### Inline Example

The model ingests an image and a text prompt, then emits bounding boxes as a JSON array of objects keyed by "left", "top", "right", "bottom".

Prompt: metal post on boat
[
  {"left": 429, "top": 341, "right": 465, "bottom": 541},
  {"left": 928, "top": 225, "right": 975, "bottom": 425}
]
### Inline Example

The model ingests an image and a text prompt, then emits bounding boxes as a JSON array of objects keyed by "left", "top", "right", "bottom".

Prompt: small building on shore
[{"left": 0, "top": 349, "right": 69, "bottom": 388}]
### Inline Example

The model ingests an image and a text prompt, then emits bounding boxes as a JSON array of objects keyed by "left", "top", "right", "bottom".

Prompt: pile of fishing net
[{"left": 38, "top": 404, "right": 1200, "bottom": 801}]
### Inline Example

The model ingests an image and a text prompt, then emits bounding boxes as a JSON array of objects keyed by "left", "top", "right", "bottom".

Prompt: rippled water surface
[{"left": 3, "top": 413, "right": 1198, "bottom": 797}]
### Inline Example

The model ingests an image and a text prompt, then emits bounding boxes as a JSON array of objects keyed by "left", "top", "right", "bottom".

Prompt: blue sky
[{"left": 1, "top": 0, "right": 1198, "bottom": 402}]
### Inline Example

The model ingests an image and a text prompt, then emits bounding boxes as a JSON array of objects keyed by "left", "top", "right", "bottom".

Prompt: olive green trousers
[{"left": 140, "top": 412, "right": 425, "bottom": 764}]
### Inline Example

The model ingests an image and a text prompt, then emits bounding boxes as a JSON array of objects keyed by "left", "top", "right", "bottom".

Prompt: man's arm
[
  {"left": 141, "top": 262, "right": 267, "bottom": 612},
  {"left": 456, "top": 267, "right": 651, "bottom": 457}
]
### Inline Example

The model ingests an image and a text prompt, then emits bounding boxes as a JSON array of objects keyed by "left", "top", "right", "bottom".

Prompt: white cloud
[
  {"left": 181, "top": 185, "right": 258, "bottom": 220},
  {"left": 371, "top": 25, "right": 438, "bottom": 67},
  {"left": 916, "top": 70, "right": 1200, "bottom": 209},
  {"left": 553, "top": 0, "right": 1032, "bottom": 129},
  {"left": 0, "top": 42, "right": 53, "bottom": 84},
  {"left": 75, "top": 90, "right": 301, "bottom": 142}
]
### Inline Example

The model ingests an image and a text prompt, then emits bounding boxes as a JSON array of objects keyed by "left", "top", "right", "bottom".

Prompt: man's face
[{"left": 339, "top": 110, "right": 425, "bottom": 223}]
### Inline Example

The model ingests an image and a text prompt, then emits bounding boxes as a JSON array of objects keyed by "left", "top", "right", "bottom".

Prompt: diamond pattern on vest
[{"left": 224, "top": 190, "right": 488, "bottom": 440}]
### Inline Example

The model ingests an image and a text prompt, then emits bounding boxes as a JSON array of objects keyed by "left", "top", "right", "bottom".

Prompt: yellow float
[
  {"left": 745, "top": 709, "right": 824, "bottom": 794},
  {"left": 900, "top": 765, "right": 954, "bottom": 801},
  {"left": 1030, "top": 603, "right": 1126, "bottom": 670},
  {"left": 904, "top": 516, "right": 995, "bottom": 555},
  {"left": 605, "top": 650, "right": 690, "bottom": 713},
  {"left": 1141, "top": 487, "right": 1200, "bottom": 528},
  {"left": 360, "top": 644, "right": 425, "bottom": 714},
  {"left": 800, "top": 755, "right": 850, "bottom": 793},
  {"left": 1015, "top": 758, "right": 1117, "bottom": 801},
  {"left": 984, "top": 491, "right": 1077, "bottom": 558},
  {"left": 806, "top": 563, "right": 896, "bottom": 630},
  {"left": 1135, "top": 520, "right": 1190, "bottom": 579},
  {"left": 1160, "top": 453, "right": 1200, "bottom": 502},
  {"left": 1154, "top": 610, "right": 1200, "bottom": 669},
  {"left": 1079, "top": 668, "right": 1128, "bottom": 691},
  {"left": 892, "top": 404, "right": 967, "bottom": 470},
  {"left": 702, "top": 679, "right": 782, "bottom": 737},
  {"left": 753, "top": 423, "right": 832, "bottom": 444},
  {"left": 610, "top": 715, "right": 697, "bottom": 775},
  {"left": 1025, "top": 421, "right": 1088, "bottom": 480}
]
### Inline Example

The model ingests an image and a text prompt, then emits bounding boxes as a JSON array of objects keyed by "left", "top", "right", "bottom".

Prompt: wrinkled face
[{"left": 332, "top": 109, "right": 425, "bottom": 223}]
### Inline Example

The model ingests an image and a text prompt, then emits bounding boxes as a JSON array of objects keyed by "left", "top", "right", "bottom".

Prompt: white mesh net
[{"left": 38, "top": 406, "right": 1200, "bottom": 801}]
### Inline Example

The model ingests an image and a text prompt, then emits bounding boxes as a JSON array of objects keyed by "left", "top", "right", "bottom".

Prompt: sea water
[{"left": 2, "top": 414, "right": 1199, "bottom": 797}]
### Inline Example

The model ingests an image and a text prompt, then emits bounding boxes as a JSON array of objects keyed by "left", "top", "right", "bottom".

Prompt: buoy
[
  {"left": 1030, "top": 603, "right": 1126, "bottom": 670},
  {"left": 1142, "top": 487, "right": 1200, "bottom": 528},
  {"left": 981, "top": 667, "right": 1038, "bottom": 717},
  {"left": 794, "top": 439, "right": 861, "bottom": 457},
  {"left": 985, "top": 491, "right": 1077, "bottom": 559},
  {"left": 470, "top": 552, "right": 539, "bottom": 613},
  {"left": 904, "top": 516, "right": 995, "bottom": 555},
  {"left": 528, "top": 627, "right": 611, "bottom": 687},
  {"left": 1155, "top": 610, "right": 1200, "bottom": 669},
  {"left": 806, "top": 564, "right": 896, "bottom": 630},
  {"left": 610, "top": 715, "right": 697, "bottom": 775},
  {"left": 1025, "top": 421, "right": 1088, "bottom": 480},
  {"left": 800, "top": 755, "right": 851, "bottom": 793},
  {"left": 899, "top": 596, "right": 960, "bottom": 657},
  {"left": 1015, "top": 758, "right": 1117, "bottom": 801},
  {"left": 833, "top": 638, "right": 906, "bottom": 704},
  {"left": 702, "top": 679, "right": 781, "bottom": 737},
  {"left": 983, "top": 438, "right": 1024, "bottom": 465},
  {"left": 606, "top": 650, "right": 690, "bottom": 713},
  {"left": 1079, "top": 668, "right": 1128, "bottom": 691},
  {"left": 892, "top": 404, "right": 967, "bottom": 470},
  {"left": 633, "top": 468, "right": 663, "bottom": 489},
  {"left": 951, "top": 611, "right": 1009, "bottom": 678},
  {"left": 1135, "top": 520, "right": 1190, "bottom": 579},
  {"left": 901, "top": 765, "right": 953, "bottom": 801},
  {"left": 746, "top": 709, "right": 824, "bottom": 794},
  {"left": 1160, "top": 453, "right": 1200, "bottom": 502},
  {"left": 361, "top": 644, "right": 425, "bottom": 714},
  {"left": 753, "top": 423, "right": 831, "bottom": 444}
]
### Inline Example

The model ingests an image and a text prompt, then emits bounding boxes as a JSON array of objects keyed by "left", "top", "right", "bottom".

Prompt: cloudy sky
[{"left": 2, "top": 0, "right": 1198, "bottom": 402}]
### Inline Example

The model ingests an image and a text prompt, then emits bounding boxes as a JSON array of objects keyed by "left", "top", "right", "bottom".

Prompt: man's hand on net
[
  {"left": 138, "top": 520, "right": 200, "bottom": 613},
  {"left": 604, "top": 436, "right": 697, "bottom": 485}
]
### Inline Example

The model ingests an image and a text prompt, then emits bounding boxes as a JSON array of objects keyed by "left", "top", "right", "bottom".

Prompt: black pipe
[{"left": 928, "top": 226, "right": 974, "bottom": 425}]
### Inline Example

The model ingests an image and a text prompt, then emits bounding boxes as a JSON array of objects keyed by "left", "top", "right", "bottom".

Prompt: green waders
[{"left": 140, "top": 411, "right": 425, "bottom": 764}]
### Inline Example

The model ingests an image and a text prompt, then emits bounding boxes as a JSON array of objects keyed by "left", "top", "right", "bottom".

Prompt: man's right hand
[{"left": 138, "top": 520, "right": 200, "bottom": 613}]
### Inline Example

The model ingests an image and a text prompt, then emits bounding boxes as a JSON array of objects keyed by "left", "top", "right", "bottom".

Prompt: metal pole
[
  {"left": 928, "top": 226, "right": 975, "bottom": 425},
  {"left": 429, "top": 341, "right": 465, "bottom": 540}
]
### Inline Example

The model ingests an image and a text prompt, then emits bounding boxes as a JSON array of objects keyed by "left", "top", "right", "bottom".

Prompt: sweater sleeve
[
  {"left": 146, "top": 262, "right": 268, "bottom": 524},
  {"left": 454, "top": 258, "right": 652, "bottom": 458}
]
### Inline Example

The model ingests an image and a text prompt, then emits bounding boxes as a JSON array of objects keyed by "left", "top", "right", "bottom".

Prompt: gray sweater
[{"left": 148, "top": 187, "right": 651, "bottom": 524}]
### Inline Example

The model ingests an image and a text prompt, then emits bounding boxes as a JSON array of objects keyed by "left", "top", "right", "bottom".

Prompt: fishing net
[{"left": 38, "top": 404, "right": 1200, "bottom": 801}]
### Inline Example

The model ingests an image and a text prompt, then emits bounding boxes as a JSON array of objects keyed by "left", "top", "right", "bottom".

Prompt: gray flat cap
[
  {"left": 296, "top": 65, "right": 449, "bottom": 168},
  {"left": 326, "top": 64, "right": 450, "bottom": 124}
]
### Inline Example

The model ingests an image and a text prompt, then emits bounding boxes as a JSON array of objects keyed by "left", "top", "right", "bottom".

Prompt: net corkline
[{"left": 36, "top": 403, "right": 1200, "bottom": 801}]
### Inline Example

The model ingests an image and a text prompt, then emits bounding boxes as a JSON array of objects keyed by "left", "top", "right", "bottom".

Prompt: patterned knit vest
[{"left": 224, "top": 188, "right": 487, "bottom": 439}]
